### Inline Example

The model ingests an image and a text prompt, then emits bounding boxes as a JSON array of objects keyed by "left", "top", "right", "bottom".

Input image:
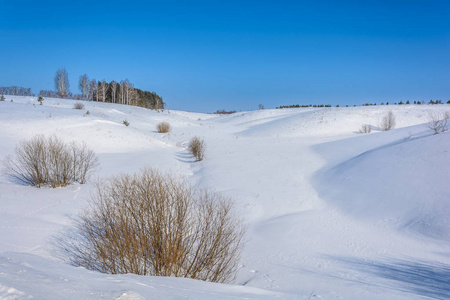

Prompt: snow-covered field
[{"left": 1, "top": 96, "right": 449, "bottom": 300}]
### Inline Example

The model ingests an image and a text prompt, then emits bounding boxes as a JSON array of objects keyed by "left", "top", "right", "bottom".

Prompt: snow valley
[{"left": 1, "top": 96, "right": 449, "bottom": 300}]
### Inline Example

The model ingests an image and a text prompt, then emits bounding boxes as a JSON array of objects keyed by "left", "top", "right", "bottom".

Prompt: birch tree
[
  {"left": 109, "top": 81, "right": 117, "bottom": 103},
  {"left": 88, "top": 80, "right": 97, "bottom": 101},
  {"left": 122, "top": 79, "right": 134, "bottom": 105},
  {"left": 99, "top": 80, "right": 107, "bottom": 102},
  {"left": 78, "top": 74, "right": 89, "bottom": 100},
  {"left": 120, "top": 80, "right": 131, "bottom": 104},
  {"left": 54, "top": 68, "right": 70, "bottom": 98}
]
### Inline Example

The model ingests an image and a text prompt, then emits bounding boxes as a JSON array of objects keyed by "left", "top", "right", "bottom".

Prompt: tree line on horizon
[
  {"left": 1, "top": 68, "right": 164, "bottom": 110},
  {"left": 276, "top": 99, "right": 450, "bottom": 109},
  {"left": 0, "top": 86, "right": 33, "bottom": 97}
]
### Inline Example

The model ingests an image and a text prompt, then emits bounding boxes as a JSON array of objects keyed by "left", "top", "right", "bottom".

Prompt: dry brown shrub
[
  {"left": 157, "top": 122, "right": 171, "bottom": 133},
  {"left": 3, "top": 135, "right": 99, "bottom": 187},
  {"left": 73, "top": 102, "right": 85, "bottom": 110},
  {"left": 188, "top": 136, "right": 205, "bottom": 161},
  {"left": 56, "top": 168, "right": 245, "bottom": 283}
]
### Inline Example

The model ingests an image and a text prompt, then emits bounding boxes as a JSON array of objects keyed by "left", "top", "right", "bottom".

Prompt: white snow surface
[{"left": 1, "top": 96, "right": 449, "bottom": 299}]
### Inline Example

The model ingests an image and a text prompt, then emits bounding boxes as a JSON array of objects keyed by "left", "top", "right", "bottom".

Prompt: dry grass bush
[
  {"left": 188, "top": 136, "right": 205, "bottom": 161},
  {"left": 157, "top": 122, "right": 171, "bottom": 133},
  {"left": 359, "top": 124, "right": 371, "bottom": 133},
  {"left": 73, "top": 102, "right": 85, "bottom": 110},
  {"left": 427, "top": 111, "right": 449, "bottom": 134},
  {"left": 56, "top": 168, "right": 245, "bottom": 283},
  {"left": 3, "top": 135, "right": 99, "bottom": 188},
  {"left": 380, "top": 111, "right": 396, "bottom": 131}
]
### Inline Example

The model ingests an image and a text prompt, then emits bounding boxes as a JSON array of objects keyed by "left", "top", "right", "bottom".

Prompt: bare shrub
[
  {"left": 70, "top": 142, "right": 99, "bottom": 184},
  {"left": 157, "top": 122, "right": 171, "bottom": 133},
  {"left": 380, "top": 111, "right": 396, "bottom": 131},
  {"left": 56, "top": 168, "right": 245, "bottom": 283},
  {"left": 359, "top": 124, "right": 371, "bottom": 133},
  {"left": 188, "top": 136, "right": 205, "bottom": 161},
  {"left": 427, "top": 111, "right": 449, "bottom": 134},
  {"left": 73, "top": 102, "right": 85, "bottom": 110},
  {"left": 123, "top": 120, "right": 130, "bottom": 126},
  {"left": 215, "top": 109, "right": 236, "bottom": 115},
  {"left": 3, "top": 135, "right": 99, "bottom": 188}
]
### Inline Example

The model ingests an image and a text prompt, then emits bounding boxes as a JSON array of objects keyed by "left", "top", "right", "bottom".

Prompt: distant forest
[
  {"left": 1, "top": 69, "right": 164, "bottom": 110},
  {"left": 276, "top": 99, "right": 450, "bottom": 109}
]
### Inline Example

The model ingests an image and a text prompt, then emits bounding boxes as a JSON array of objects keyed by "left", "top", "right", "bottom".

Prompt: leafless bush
[
  {"left": 427, "top": 111, "right": 449, "bottom": 134},
  {"left": 359, "top": 124, "right": 371, "bottom": 133},
  {"left": 188, "top": 136, "right": 205, "bottom": 161},
  {"left": 55, "top": 168, "right": 245, "bottom": 283},
  {"left": 123, "top": 120, "right": 130, "bottom": 126},
  {"left": 157, "top": 122, "right": 171, "bottom": 133},
  {"left": 380, "top": 111, "right": 396, "bottom": 131},
  {"left": 3, "top": 135, "right": 99, "bottom": 187},
  {"left": 73, "top": 102, "right": 85, "bottom": 110},
  {"left": 70, "top": 142, "right": 99, "bottom": 184},
  {"left": 215, "top": 109, "right": 236, "bottom": 115}
]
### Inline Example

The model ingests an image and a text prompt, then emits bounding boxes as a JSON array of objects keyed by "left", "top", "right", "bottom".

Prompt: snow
[{"left": 1, "top": 96, "right": 449, "bottom": 299}]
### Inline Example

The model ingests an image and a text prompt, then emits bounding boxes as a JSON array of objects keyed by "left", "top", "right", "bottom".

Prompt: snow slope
[{"left": 0, "top": 96, "right": 449, "bottom": 299}]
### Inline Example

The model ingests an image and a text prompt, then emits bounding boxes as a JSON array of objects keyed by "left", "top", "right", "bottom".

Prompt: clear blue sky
[{"left": 1, "top": 0, "right": 449, "bottom": 112}]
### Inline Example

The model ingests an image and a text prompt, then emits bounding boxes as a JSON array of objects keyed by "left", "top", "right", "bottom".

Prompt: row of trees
[
  {"left": 277, "top": 104, "right": 333, "bottom": 109},
  {"left": 0, "top": 86, "right": 33, "bottom": 96},
  {"left": 278, "top": 99, "right": 450, "bottom": 109},
  {"left": 51, "top": 68, "right": 164, "bottom": 109},
  {"left": 76, "top": 75, "right": 164, "bottom": 109},
  {"left": 0, "top": 68, "right": 164, "bottom": 110}
]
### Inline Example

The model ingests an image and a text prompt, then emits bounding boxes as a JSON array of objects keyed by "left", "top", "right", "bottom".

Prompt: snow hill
[{"left": 0, "top": 96, "right": 449, "bottom": 300}]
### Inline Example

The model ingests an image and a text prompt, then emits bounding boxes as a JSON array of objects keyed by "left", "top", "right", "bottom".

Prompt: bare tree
[
  {"left": 78, "top": 74, "right": 89, "bottom": 100},
  {"left": 380, "top": 111, "right": 396, "bottom": 131},
  {"left": 55, "top": 168, "right": 244, "bottom": 283},
  {"left": 55, "top": 67, "right": 70, "bottom": 98},
  {"left": 120, "top": 79, "right": 134, "bottom": 105},
  {"left": 119, "top": 80, "right": 126, "bottom": 104},
  {"left": 39, "top": 90, "right": 58, "bottom": 97},
  {"left": 110, "top": 80, "right": 117, "bottom": 103},
  {"left": 0, "top": 86, "right": 33, "bottom": 96},
  {"left": 98, "top": 80, "right": 108, "bottom": 102},
  {"left": 427, "top": 111, "right": 450, "bottom": 134},
  {"left": 125, "top": 80, "right": 131, "bottom": 105},
  {"left": 88, "top": 80, "right": 97, "bottom": 101},
  {"left": 117, "top": 79, "right": 136, "bottom": 105}
]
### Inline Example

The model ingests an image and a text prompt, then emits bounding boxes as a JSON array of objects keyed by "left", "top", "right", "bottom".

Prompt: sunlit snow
[{"left": 1, "top": 96, "right": 449, "bottom": 299}]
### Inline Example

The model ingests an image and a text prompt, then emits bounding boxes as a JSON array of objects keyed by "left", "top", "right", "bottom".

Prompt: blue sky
[{"left": 1, "top": 0, "right": 449, "bottom": 112}]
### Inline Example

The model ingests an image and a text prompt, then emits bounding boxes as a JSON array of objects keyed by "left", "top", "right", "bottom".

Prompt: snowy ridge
[{"left": 0, "top": 96, "right": 449, "bottom": 299}]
